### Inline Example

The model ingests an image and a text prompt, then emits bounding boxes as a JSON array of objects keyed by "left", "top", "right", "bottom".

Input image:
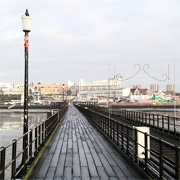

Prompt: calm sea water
[
  {"left": 0, "top": 109, "right": 49, "bottom": 147},
  {"left": 0, "top": 109, "right": 50, "bottom": 179}
]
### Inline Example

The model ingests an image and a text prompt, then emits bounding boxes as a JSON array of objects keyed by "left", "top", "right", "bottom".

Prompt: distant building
[
  {"left": 132, "top": 85, "right": 141, "bottom": 89},
  {"left": 166, "top": 84, "right": 175, "bottom": 92},
  {"left": 150, "top": 84, "right": 159, "bottom": 91},
  {"left": 36, "top": 83, "right": 69, "bottom": 103},
  {"left": 0, "top": 83, "right": 24, "bottom": 95},
  {"left": 131, "top": 88, "right": 148, "bottom": 95},
  {"left": 68, "top": 80, "right": 75, "bottom": 88},
  {"left": 37, "top": 83, "right": 68, "bottom": 95},
  {"left": 78, "top": 79, "right": 125, "bottom": 101},
  {"left": 69, "top": 85, "right": 79, "bottom": 96}
]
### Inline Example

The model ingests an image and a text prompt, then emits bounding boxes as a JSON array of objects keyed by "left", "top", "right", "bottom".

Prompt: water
[
  {"left": 0, "top": 109, "right": 49, "bottom": 179},
  {"left": 0, "top": 109, "right": 49, "bottom": 147}
]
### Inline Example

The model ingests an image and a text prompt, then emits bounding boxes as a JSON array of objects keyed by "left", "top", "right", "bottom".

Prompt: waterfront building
[
  {"left": 36, "top": 83, "right": 69, "bottom": 102},
  {"left": 37, "top": 83, "right": 68, "bottom": 95},
  {"left": 0, "top": 83, "right": 24, "bottom": 95},
  {"left": 130, "top": 88, "right": 148, "bottom": 95},
  {"left": 78, "top": 79, "right": 129, "bottom": 102}
]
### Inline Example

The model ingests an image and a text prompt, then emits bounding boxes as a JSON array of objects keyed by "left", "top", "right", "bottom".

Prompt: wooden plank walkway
[{"left": 28, "top": 105, "right": 144, "bottom": 180}]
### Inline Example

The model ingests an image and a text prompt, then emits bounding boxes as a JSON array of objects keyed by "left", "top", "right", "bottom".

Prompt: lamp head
[{"left": 21, "top": 9, "right": 32, "bottom": 32}]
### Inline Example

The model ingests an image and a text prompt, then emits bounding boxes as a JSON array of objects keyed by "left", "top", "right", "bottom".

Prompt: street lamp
[
  {"left": 62, "top": 84, "right": 65, "bottom": 101},
  {"left": 21, "top": 9, "right": 32, "bottom": 164}
]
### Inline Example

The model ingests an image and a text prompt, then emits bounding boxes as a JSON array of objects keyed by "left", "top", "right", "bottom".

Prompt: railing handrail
[
  {"left": 82, "top": 104, "right": 180, "bottom": 137},
  {"left": 75, "top": 103, "right": 180, "bottom": 180},
  {"left": 0, "top": 103, "right": 68, "bottom": 180}
]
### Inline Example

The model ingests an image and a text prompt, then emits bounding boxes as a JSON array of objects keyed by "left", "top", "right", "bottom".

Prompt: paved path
[{"left": 29, "top": 105, "right": 144, "bottom": 180}]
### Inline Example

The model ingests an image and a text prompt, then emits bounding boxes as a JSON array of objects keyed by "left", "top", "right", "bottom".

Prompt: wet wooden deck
[{"left": 28, "top": 105, "right": 144, "bottom": 180}]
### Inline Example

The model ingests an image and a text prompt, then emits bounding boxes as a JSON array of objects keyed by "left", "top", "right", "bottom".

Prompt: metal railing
[
  {"left": 75, "top": 104, "right": 180, "bottom": 180},
  {"left": 83, "top": 104, "right": 180, "bottom": 137},
  {"left": 0, "top": 105, "right": 68, "bottom": 180}
]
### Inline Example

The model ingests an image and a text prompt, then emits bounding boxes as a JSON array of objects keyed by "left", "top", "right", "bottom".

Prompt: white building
[
  {"left": 1, "top": 83, "right": 24, "bottom": 95},
  {"left": 129, "top": 94, "right": 150, "bottom": 102},
  {"left": 78, "top": 79, "right": 126, "bottom": 101}
]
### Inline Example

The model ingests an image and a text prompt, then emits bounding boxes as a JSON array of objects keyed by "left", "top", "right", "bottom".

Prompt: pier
[
  {"left": 27, "top": 104, "right": 144, "bottom": 180},
  {"left": 0, "top": 103, "right": 180, "bottom": 180}
]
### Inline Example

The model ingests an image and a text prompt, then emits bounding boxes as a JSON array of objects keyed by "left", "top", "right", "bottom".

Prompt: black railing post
[
  {"left": 58, "top": 110, "right": 60, "bottom": 122},
  {"left": 145, "top": 113, "right": 147, "bottom": 125},
  {"left": 38, "top": 125, "right": 41, "bottom": 152},
  {"left": 133, "top": 111, "right": 135, "bottom": 122},
  {"left": 134, "top": 128, "right": 138, "bottom": 163},
  {"left": 42, "top": 123, "right": 44, "bottom": 145},
  {"left": 126, "top": 126, "right": 129, "bottom": 155},
  {"left": 139, "top": 112, "right": 141, "bottom": 124},
  {"left": 174, "top": 117, "right": 176, "bottom": 136},
  {"left": 103, "top": 116, "right": 105, "bottom": 133},
  {"left": 29, "top": 130, "right": 32, "bottom": 164},
  {"left": 11, "top": 140, "right": 17, "bottom": 179},
  {"left": 100, "top": 115, "right": 102, "bottom": 129},
  {"left": 34, "top": 127, "right": 38, "bottom": 157},
  {"left": 106, "top": 117, "right": 108, "bottom": 135},
  {"left": 175, "top": 146, "right": 180, "bottom": 180},
  {"left": 159, "top": 139, "right": 163, "bottom": 179},
  {"left": 121, "top": 125, "right": 124, "bottom": 151},
  {"left": 144, "top": 132, "right": 148, "bottom": 172},
  {"left": 0, "top": 147, "right": 5, "bottom": 180},
  {"left": 157, "top": 115, "right": 159, "bottom": 130},
  {"left": 168, "top": 117, "right": 170, "bottom": 134},
  {"left": 142, "top": 112, "right": 144, "bottom": 124},
  {"left": 22, "top": 133, "right": 28, "bottom": 174},
  {"left": 162, "top": 116, "right": 164, "bottom": 132},
  {"left": 109, "top": 118, "right": 111, "bottom": 138},
  {"left": 113, "top": 120, "right": 115, "bottom": 142},
  {"left": 117, "top": 121, "right": 119, "bottom": 146},
  {"left": 153, "top": 114, "right": 155, "bottom": 127}
]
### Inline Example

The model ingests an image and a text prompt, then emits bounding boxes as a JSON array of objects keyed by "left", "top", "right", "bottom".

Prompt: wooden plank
[
  {"left": 90, "top": 149, "right": 102, "bottom": 167},
  {"left": 86, "top": 153, "right": 98, "bottom": 177},
  {"left": 55, "top": 154, "right": 66, "bottom": 177},
  {"left": 79, "top": 149, "right": 87, "bottom": 167},
  {"left": 45, "top": 167, "right": 56, "bottom": 180},
  {"left": 65, "top": 153, "right": 73, "bottom": 167},
  {"left": 50, "top": 152, "right": 60, "bottom": 167},
  {"left": 73, "top": 141, "right": 78, "bottom": 154},
  {"left": 97, "top": 166, "right": 108, "bottom": 178},
  {"left": 98, "top": 154, "right": 116, "bottom": 177},
  {"left": 81, "top": 166, "right": 90, "bottom": 180},
  {"left": 64, "top": 167, "right": 72, "bottom": 179},
  {"left": 68, "top": 138, "right": 73, "bottom": 149},
  {"left": 61, "top": 141, "right": 67, "bottom": 154},
  {"left": 112, "top": 166, "right": 127, "bottom": 180},
  {"left": 37, "top": 154, "right": 53, "bottom": 178},
  {"left": 82, "top": 141, "right": 90, "bottom": 154}
]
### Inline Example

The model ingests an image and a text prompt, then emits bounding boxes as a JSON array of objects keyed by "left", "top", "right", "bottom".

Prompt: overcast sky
[{"left": 0, "top": 0, "right": 179, "bottom": 91}]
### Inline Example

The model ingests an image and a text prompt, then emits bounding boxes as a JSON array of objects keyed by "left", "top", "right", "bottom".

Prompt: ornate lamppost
[{"left": 21, "top": 9, "right": 32, "bottom": 162}]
